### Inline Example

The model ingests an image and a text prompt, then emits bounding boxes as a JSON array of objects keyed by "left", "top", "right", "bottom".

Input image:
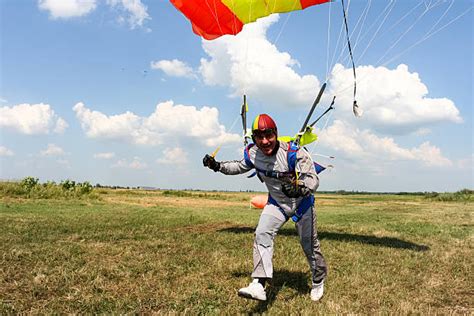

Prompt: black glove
[
  {"left": 203, "top": 154, "right": 221, "bottom": 172},
  {"left": 282, "top": 182, "right": 308, "bottom": 198}
]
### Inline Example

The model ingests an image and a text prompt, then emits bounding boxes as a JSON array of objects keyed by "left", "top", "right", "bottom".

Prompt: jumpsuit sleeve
[
  {"left": 295, "top": 149, "right": 319, "bottom": 192},
  {"left": 219, "top": 159, "right": 253, "bottom": 175}
]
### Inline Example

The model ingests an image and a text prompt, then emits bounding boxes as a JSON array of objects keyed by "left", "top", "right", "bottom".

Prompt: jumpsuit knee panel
[
  {"left": 296, "top": 206, "right": 327, "bottom": 285},
  {"left": 251, "top": 204, "right": 287, "bottom": 279},
  {"left": 255, "top": 204, "right": 287, "bottom": 245}
]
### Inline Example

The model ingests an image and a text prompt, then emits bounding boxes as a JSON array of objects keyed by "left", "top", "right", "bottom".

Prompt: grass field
[{"left": 1, "top": 188, "right": 473, "bottom": 314}]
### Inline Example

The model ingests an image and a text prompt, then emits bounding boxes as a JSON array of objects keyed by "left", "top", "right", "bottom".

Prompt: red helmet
[
  {"left": 251, "top": 114, "right": 277, "bottom": 133},
  {"left": 251, "top": 114, "right": 277, "bottom": 141}
]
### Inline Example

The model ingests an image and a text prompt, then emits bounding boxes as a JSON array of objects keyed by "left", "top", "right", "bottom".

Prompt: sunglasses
[{"left": 253, "top": 129, "right": 276, "bottom": 140}]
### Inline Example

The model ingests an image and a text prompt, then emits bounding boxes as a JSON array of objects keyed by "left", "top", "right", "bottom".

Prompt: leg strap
[{"left": 267, "top": 194, "right": 314, "bottom": 222}]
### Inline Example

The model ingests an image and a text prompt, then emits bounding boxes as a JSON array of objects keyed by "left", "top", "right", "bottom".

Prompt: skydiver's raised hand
[{"left": 203, "top": 154, "right": 221, "bottom": 172}]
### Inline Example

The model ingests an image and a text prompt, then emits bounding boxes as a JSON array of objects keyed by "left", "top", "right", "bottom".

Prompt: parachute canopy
[{"left": 170, "top": 0, "right": 331, "bottom": 40}]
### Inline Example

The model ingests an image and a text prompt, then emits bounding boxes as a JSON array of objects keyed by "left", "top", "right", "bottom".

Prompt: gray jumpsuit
[{"left": 219, "top": 141, "right": 327, "bottom": 286}]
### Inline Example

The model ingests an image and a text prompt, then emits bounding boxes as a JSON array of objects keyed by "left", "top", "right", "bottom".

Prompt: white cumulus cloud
[
  {"left": 112, "top": 156, "right": 147, "bottom": 169},
  {"left": 151, "top": 59, "right": 195, "bottom": 78},
  {"left": 106, "top": 0, "right": 150, "bottom": 29},
  {"left": 317, "top": 120, "right": 453, "bottom": 169},
  {"left": 156, "top": 147, "right": 189, "bottom": 165},
  {"left": 73, "top": 100, "right": 241, "bottom": 147},
  {"left": 327, "top": 64, "right": 462, "bottom": 134},
  {"left": 38, "top": 0, "right": 150, "bottom": 29},
  {"left": 38, "top": 0, "right": 97, "bottom": 19},
  {"left": 40, "top": 143, "right": 66, "bottom": 156},
  {"left": 73, "top": 102, "right": 142, "bottom": 141},
  {"left": 0, "top": 103, "right": 68, "bottom": 135},
  {"left": 54, "top": 117, "right": 68, "bottom": 134},
  {"left": 0, "top": 146, "right": 14, "bottom": 157},
  {"left": 199, "top": 14, "right": 320, "bottom": 108},
  {"left": 410, "top": 142, "right": 453, "bottom": 167}
]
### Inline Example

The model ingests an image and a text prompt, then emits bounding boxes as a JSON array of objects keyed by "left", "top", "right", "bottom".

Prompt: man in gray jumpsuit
[{"left": 203, "top": 114, "right": 327, "bottom": 302}]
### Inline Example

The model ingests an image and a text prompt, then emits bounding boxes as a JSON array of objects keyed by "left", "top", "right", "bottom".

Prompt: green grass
[{"left": 0, "top": 190, "right": 472, "bottom": 314}]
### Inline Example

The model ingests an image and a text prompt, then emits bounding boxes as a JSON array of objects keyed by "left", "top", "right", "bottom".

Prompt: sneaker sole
[{"left": 238, "top": 291, "right": 266, "bottom": 301}]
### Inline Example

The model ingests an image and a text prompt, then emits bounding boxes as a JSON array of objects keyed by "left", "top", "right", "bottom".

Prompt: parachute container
[{"left": 170, "top": 0, "right": 331, "bottom": 40}]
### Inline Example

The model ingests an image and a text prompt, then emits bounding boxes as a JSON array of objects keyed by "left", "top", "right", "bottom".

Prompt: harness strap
[
  {"left": 244, "top": 143, "right": 294, "bottom": 182},
  {"left": 256, "top": 168, "right": 293, "bottom": 179},
  {"left": 243, "top": 144, "right": 255, "bottom": 168},
  {"left": 292, "top": 194, "right": 315, "bottom": 222},
  {"left": 287, "top": 141, "right": 299, "bottom": 173},
  {"left": 288, "top": 141, "right": 326, "bottom": 175},
  {"left": 267, "top": 194, "right": 315, "bottom": 223}
]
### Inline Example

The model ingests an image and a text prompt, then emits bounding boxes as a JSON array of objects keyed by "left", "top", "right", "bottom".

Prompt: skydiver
[{"left": 203, "top": 114, "right": 327, "bottom": 302}]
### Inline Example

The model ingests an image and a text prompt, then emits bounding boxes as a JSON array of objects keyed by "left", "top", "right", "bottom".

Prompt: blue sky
[{"left": 0, "top": 0, "right": 472, "bottom": 192}]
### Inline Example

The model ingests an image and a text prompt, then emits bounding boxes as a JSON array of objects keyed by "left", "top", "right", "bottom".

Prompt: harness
[
  {"left": 244, "top": 141, "right": 314, "bottom": 222},
  {"left": 244, "top": 141, "right": 325, "bottom": 179},
  {"left": 243, "top": 141, "right": 299, "bottom": 181}
]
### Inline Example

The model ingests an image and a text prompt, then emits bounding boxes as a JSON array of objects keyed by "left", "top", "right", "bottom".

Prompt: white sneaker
[
  {"left": 238, "top": 279, "right": 267, "bottom": 301},
  {"left": 310, "top": 282, "right": 324, "bottom": 301}
]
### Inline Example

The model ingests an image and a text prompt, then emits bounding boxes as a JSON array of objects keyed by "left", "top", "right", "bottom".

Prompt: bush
[
  {"left": 77, "top": 182, "right": 93, "bottom": 194},
  {"left": 0, "top": 177, "right": 97, "bottom": 199},
  {"left": 21, "top": 176, "right": 39, "bottom": 192},
  {"left": 425, "top": 189, "right": 473, "bottom": 202},
  {"left": 61, "top": 179, "right": 76, "bottom": 191},
  {"left": 162, "top": 190, "right": 194, "bottom": 198},
  {"left": 34, "top": 182, "right": 63, "bottom": 199},
  {"left": 0, "top": 181, "right": 28, "bottom": 196}
]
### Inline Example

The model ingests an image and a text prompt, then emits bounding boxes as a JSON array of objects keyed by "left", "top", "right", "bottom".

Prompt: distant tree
[{"left": 21, "top": 176, "right": 39, "bottom": 191}]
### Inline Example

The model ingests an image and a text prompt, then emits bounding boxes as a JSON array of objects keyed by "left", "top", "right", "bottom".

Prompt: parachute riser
[
  {"left": 340, "top": 0, "right": 361, "bottom": 117},
  {"left": 295, "top": 83, "right": 327, "bottom": 146},
  {"left": 308, "top": 96, "right": 336, "bottom": 128}
]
